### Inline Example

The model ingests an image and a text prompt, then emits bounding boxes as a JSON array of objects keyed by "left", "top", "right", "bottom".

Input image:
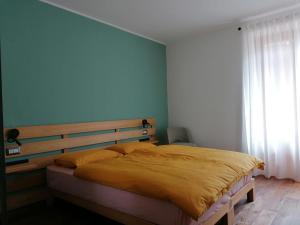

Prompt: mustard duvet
[{"left": 74, "top": 145, "right": 264, "bottom": 219}]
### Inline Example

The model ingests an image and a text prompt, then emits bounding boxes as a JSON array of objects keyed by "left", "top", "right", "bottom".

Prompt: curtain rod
[
  {"left": 237, "top": 3, "right": 300, "bottom": 31},
  {"left": 242, "top": 3, "right": 300, "bottom": 23}
]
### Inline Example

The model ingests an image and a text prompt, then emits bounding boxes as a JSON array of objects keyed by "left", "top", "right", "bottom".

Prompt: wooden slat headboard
[{"left": 4, "top": 118, "right": 157, "bottom": 174}]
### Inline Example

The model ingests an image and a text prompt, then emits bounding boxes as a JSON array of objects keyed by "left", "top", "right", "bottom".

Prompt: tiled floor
[{"left": 8, "top": 176, "right": 300, "bottom": 225}]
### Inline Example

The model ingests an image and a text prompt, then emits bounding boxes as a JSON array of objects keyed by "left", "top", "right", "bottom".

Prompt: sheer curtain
[{"left": 242, "top": 13, "right": 300, "bottom": 181}]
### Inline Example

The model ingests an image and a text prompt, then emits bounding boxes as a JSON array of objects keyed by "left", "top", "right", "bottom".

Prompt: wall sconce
[
  {"left": 6, "top": 129, "right": 21, "bottom": 146},
  {"left": 142, "top": 119, "right": 151, "bottom": 128}
]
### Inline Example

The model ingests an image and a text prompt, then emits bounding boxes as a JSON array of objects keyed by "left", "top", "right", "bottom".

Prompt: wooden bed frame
[
  {"left": 5, "top": 118, "right": 157, "bottom": 174},
  {"left": 4, "top": 117, "right": 256, "bottom": 225}
]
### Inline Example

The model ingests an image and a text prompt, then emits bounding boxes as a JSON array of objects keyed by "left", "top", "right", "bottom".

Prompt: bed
[{"left": 47, "top": 144, "right": 263, "bottom": 225}]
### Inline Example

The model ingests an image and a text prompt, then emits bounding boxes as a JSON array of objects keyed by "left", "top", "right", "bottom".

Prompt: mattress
[{"left": 47, "top": 165, "right": 252, "bottom": 225}]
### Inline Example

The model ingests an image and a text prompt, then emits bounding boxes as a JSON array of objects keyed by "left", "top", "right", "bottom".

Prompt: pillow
[
  {"left": 55, "top": 149, "right": 122, "bottom": 168},
  {"left": 106, "top": 142, "right": 156, "bottom": 154}
]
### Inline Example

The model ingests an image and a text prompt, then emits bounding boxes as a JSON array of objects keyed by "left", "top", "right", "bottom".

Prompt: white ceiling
[{"left": 41, "top": 0, "right": 300, "bottom": 44}]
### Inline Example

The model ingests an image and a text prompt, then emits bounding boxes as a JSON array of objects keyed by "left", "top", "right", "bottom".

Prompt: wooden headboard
[
  {"left": 4, "top": 118, "right": 157, "bottom": 210},
  {"left": 4, "top": 117, "right": 157, "bottom": 174}
]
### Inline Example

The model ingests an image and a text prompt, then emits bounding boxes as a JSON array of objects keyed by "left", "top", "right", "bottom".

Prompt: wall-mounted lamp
[
  {"left": 6, "top": 129, "right": 21, "bottom": 146},
  {"left": 142, "top": 119, "right": 151, "bottom": 128}
]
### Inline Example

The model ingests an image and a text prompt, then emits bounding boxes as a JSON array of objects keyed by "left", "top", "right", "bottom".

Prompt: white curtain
[{"left": 242, "top": 13, "right": 300, "bottom": 181}]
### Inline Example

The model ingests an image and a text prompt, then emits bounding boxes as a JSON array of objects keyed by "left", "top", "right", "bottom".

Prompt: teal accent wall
[{"left": 0, "top": 0, "right": 168, "bottom": 141}]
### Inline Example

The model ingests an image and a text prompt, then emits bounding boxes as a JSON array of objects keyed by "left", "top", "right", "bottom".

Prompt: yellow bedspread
[{"left": 74, "top": 145, "right": 264, "bottom": 219}]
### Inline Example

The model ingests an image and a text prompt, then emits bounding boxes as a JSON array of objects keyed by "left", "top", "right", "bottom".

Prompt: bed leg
[
  {"left": 225, "top": 207, "right": 234, "bottom": 225},
  {"left": 220, "top": 207, "right": 234, "bottom": 225},
  {"left": 247, "top": 187, "right": 255, "bottom": 202}
]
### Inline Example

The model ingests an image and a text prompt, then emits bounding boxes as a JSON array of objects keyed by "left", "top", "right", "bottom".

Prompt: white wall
[{"left": 167, "top": 26, "right": 243, "bottom": 151}]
